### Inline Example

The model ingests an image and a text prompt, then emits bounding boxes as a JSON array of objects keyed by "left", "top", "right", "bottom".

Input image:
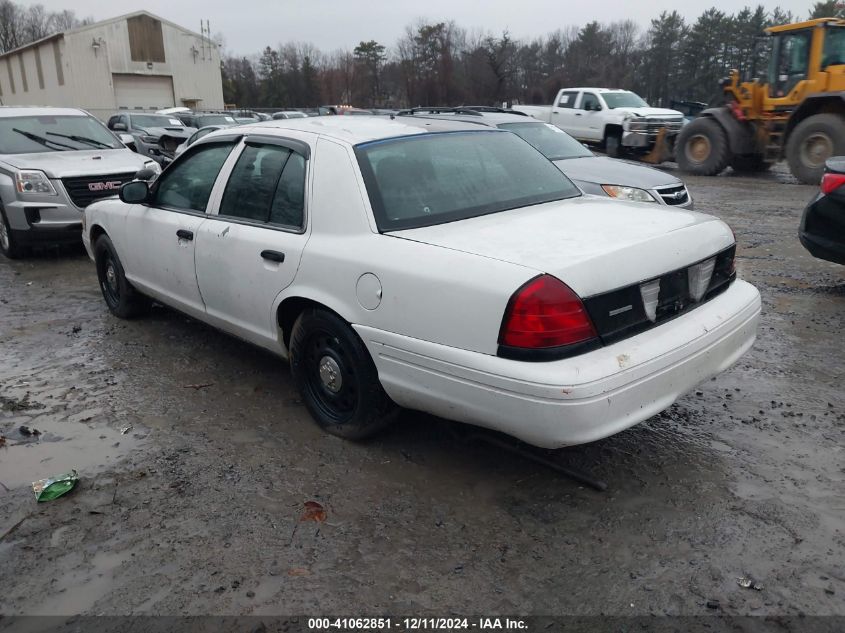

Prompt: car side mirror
[
  {"left": 119, "top": 133, "right": 135, "bottom": 146},
  {"left": 120, "top": 180, "right": 150, "bottom": 204},
  {"left": 133, "top": 168, "right": 158, "bottom": 182},
  {"left": 112, "top": 122, "right": 127, "bottom": 131}
]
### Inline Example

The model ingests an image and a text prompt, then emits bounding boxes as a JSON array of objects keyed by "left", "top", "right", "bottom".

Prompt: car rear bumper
[
  {"left": 800, "top": 194, "right": 845, "bottom": 265},
  {"left": 356, "top": 279, "right": 760, "bottom": 448}
]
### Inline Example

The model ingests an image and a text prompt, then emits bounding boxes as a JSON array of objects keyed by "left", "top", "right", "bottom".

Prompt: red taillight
[
  {"left": 821, "top": 172, "right": 845, "bottom": 195},
  {"left": 499, "top": 275, "right": 597, "bottom": 349}
]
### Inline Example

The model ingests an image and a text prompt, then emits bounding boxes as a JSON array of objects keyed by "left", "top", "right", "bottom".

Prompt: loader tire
[
  {"left": 676, "top": 117, "right": 731, "bottom": 176},
  {"left": 786, "top": 113, "right": 845, "bottom": 185}
]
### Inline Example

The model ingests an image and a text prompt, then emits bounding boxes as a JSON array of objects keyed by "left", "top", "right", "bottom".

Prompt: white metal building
[{"left": 0, "top": 11, "right": 224, "bottom": 121}]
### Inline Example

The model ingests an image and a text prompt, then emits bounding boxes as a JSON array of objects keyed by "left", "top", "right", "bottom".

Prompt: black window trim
[
  {"left": 244, "top": 134, "right": 311, "bottom": 160},
  {"left": 209, "top": 139, "right": 309, "bottom": 234}
]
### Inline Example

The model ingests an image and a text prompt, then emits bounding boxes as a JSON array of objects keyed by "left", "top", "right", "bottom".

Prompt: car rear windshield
[
  {"left": 603, "top": 92, "right": 649, "bottom": 109},
  {"left": 132, "top": 115, "right": 183, "bottom": 128},
  {"left": 196, "top": 115, "right": 236, "bottom": 126},
  {"left": 356, "top": 131, "right": 580, "bottom": 231},
  {"left": 498, "top": 122, "right": 593, "bottom": 161},
  {"left": 0, "top": 115, "right": 123, "bottom": 154}
]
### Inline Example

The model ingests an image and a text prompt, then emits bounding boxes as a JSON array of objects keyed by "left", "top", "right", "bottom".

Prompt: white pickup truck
[{"left": 515, "top": 88, "right": 685, "bottom": 157}]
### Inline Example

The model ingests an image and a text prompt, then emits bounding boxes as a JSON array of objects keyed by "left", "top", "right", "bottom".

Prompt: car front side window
[
  {"left": 580, "top": 93, "right": 600, "bottom": 111},
  {"left": 152, "top": 141, "right": 236, "bottom": 212}
]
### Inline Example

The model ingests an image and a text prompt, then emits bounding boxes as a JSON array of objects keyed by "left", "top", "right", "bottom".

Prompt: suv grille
[
  {"left": 61, "top": 172, "right": 136, "bottom": 208},
  {"left": 583, "top": 245, "right": 736, "bottom": 345},
  {"left": 655, "top": 183, "right": 690, "bottom": 206}
]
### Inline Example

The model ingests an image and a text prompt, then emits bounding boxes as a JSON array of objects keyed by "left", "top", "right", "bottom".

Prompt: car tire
[
  {"left": 0, "top": 203, "right": 25, "bottom": 259},
  {"left": 289, "top": 307, "right": 398, "bottom": 440},
  {"left": 730, "top": 155, "right": 773, "bottom": 173},
  {"left": 786, "top": 113, "right": 845, "bottom": 185},
  {"left": 676, "top": 117, "right": 730, "bottom": 176},
  {"left": 93, "top": 235, "right": 151, "bottom": 318},
  {"left": 605, "top": 132, "right": 622, "bottom": 158}
]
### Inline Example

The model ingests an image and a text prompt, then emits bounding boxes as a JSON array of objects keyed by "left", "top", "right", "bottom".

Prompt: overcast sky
[{"left": 40, "top": 0, "right": 815, "bottom": 54}]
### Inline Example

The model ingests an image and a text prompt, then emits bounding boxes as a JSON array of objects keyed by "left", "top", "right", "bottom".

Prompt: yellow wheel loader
[{"left": 674, "top": 18, "right": 845, "bottom": 184}]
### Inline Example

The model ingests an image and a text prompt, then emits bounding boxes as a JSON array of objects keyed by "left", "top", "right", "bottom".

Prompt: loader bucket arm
[{"left": 641, "top": 127, "right": 676, "bottom": 164}]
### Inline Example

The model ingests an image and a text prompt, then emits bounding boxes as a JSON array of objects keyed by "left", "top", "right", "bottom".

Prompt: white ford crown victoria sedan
[{"left": 82, "top": 117, "right": 761, "bottom": 448}]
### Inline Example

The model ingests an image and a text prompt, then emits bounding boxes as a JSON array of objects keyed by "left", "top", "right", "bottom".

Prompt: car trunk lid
[{"left": 390, "top": 197, "right": 733, "bottom": 298}]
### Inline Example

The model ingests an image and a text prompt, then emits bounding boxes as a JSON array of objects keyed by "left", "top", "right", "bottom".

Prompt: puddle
[{"left": 0, "top": 416, "right": 147, "bottom": 489}]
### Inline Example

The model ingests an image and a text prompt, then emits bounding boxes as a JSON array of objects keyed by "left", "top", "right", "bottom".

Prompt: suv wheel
[
  {"left": 0, "top": 204, "right": 25, "bottom": 259},
  {"left": 94, "top": 235, "right": 151, "bottom": 318},
  {"left": 289, "top": 308, "right": 398, "bottom": 440}
]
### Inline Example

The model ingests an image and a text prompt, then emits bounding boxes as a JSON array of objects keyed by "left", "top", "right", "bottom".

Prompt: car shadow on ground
[{"left": 123, "top": 301, "right": 734, "bottom": 498}]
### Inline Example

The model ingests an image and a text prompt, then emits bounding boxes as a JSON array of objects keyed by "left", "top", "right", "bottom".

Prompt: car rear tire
[
  {"left": 94, "top": 235, "right": 151, "bottom": 318},
  {"left": 786, "top": 113, "right": 845, "bottom": 185},
  {"left": 0, "top": 204, "right": 25, "bottom": 259},
  {"left": 676, "top": 117, "right": 731, "bottom": 176},
  {"left": 289, "top": 308, "right": 397, "bottom": 440}
]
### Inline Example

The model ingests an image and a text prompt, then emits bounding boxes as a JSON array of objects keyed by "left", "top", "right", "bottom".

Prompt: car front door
[
  {"left": 194, "top": 136, "right": 311, "bottom": 349},
  {"left": 575, "top": 92, "right": 604, "bottom": 141},
  {"left": 121, "top": 139, "right": 239, "bottom": 318},
  {"left": 550, "top": 91, "right": 580, "bottom": 134}
]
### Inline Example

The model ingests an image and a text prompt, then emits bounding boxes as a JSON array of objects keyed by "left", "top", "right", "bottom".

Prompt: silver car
[
  {"left": 397, "top": 108, "right": 693, "bottom": 208},
  {"left": 0, "top": 107, "right": 159, "bottom": 258}
]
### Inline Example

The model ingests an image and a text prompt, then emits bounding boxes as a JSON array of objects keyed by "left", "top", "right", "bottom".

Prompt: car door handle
[
  {"left": 553, "top": 111, "right": 559, "bottom": 114},
  {"left": 575, "top": 113, "right": 582, "bottom": 116},
  {"left": 176, "top": 229, "right": 194, "bottom": 241},
  {"left": 261, "top": 250, "right": 285, "bottom": 263}
]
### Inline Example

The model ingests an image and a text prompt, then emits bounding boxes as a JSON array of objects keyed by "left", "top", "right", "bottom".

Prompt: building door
[{"left": 112, "top": 74, "right": 175, "bottom": 111}]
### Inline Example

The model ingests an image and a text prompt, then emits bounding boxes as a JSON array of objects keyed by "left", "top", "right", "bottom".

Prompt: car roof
[
  {"left": 564, "top": 88, "right": 634, "bottom": 93},
  {"left": 396, "top": 111, "right": 539, "bottom": 127},
  {"left": 229, "top": 116, "right": 497, "bottom": 145},
  {"left": 0, "top": 106, "right": 89, "bottom": 118}
]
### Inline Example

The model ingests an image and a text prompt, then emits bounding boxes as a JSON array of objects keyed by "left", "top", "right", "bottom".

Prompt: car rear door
[
  {"left": 550, "top": 91, "right": 580, "bottom": 134},
  {"left": 194, "top": 135, "right": 311, "bottom": 349},
  {"left": 120, "top": 138, "right": 239, "bottom": 318}
]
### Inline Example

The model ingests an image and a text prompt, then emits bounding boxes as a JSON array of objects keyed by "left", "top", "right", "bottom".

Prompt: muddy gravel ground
[{"left": 0, "top": 164, "right": 843, "bottom": 624}]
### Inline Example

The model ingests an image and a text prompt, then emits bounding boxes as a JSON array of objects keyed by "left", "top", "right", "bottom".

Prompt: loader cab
[{"left": 767, "top": 29, "right": 811, "bottom": 98}]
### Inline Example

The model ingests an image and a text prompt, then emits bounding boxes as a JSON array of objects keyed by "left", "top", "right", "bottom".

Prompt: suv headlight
[
  {"left": 15, "top": 170, "right": 57, "bottom": 195},
  {"left": 602, "top": 184, "right": 657, "bottom": 203},
  {"left": 140, "top": 135, "right": 159, "bottom": 144}
]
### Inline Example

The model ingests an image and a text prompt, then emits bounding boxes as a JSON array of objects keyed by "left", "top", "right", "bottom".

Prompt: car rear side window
[
  {"left": 557, "top": 91, "right": 578, "bottom": 108},
  {"left": 154, "top": 141, "right": 236, "bottom": 212},
  {"left": 356, "top": 131, "right": 580, "bottom": 232},
  {"left": 219, "top": 143, "right": 306, "bottom": 228}
]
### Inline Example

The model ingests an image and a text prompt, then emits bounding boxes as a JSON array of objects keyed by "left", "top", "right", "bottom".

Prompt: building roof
[
  {"left": 230, "top": 116, "right": 492, "bottom": 146},
  {"left": 0, "top": 106, "right": 89, "bottom": 117},
  {"left": 0, "top": 10, "right": 215, "bottom": 61}
]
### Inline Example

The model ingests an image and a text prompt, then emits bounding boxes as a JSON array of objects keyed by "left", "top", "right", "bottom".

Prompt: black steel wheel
[
  {"left": 289, "top": 308, "right": 397, "bottom": 440},
  {"left": 94, "top": 235, "right": 150, "bottom": 318}
]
